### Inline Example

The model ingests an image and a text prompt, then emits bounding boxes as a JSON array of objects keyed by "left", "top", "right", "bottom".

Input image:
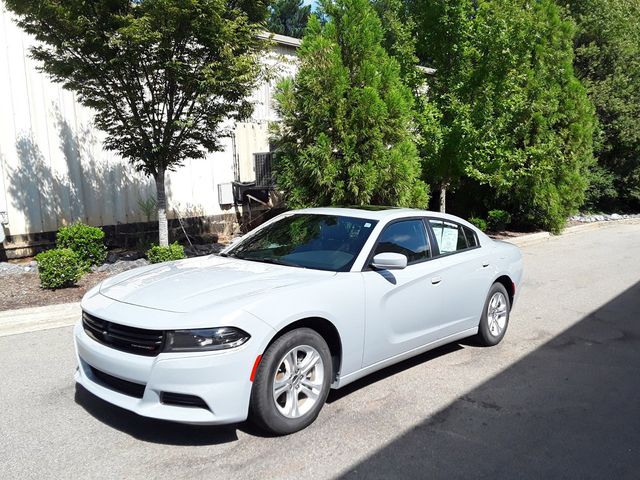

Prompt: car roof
[{"left": 288, "top": 206, "right": 464, "bottom": 223}]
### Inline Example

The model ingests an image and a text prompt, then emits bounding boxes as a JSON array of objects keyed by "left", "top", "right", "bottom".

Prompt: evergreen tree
[
  {"left": 372, "top": 0, "right": 443, "bottom": 207},
  {"left": 565, "top": 0, "right": 640, "bottom": 211},
  {"left": 411, "top": 0, "right": 596, "bottom": 232},
  {"left": 272, "top": 0, "right": 428, "bottom": 209},
  {"left": 268, "top": 0, "right": 312, "bottom": 38}
]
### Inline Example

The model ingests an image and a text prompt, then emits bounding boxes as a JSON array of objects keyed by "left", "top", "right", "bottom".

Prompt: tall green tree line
[
  {"left": 408, "top": 0, "right": 595, "bottom": 232},
  {"left": 565, "top": 0, "right": 640, "bottom": 211},
  {"left": 275, "top": 0, "right": 601, "bottom": 232}
]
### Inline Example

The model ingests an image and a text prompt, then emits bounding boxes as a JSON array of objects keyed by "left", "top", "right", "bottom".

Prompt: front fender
[{"left": 243, "top": 272, "right": 365, "bottom": 379}]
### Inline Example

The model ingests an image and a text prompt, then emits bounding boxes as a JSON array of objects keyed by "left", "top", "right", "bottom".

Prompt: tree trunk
[
  {"left": 439, "top": 182, "right": 448, "bottom": 213},
  {"left": 155, "top": 168, "right": 169, "bottom": 247}
]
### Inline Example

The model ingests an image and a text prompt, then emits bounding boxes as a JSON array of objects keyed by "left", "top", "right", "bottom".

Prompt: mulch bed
[{"left": 0, "top": 271, "right": 111, "bottom": 311}]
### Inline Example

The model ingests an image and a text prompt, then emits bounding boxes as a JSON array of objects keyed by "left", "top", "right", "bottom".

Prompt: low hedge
[
  {"left": 35, "top": 248, "right": 83, "bottom": 289},
  {"left": 487, "top": 210, "right": 512, "bottom": 231},
  {"left": 146, "top": 242, "right": 185, "bottom": 264},
  {"left": 56, "top": 222, "right": 107, "bottom": 271},
  {"left": 468, "top": 217, "right": 487, "bottom": 232}
]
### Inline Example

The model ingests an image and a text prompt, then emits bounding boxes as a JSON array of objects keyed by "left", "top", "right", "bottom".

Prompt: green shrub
[
  {"left": 35, "top": 248, "right": 83, "bottom": 289},
  {"left": 468, "top": 217, "right": 487, "bottom": 232},
  {"left": 146, "top": 242, "right": 185, "bottom": 264},
  {"left": 56, "top": 223, "right": 107, "bottom": 270},
  {"left": 487, "top": 210, "right": 512, "bottom": 231}
]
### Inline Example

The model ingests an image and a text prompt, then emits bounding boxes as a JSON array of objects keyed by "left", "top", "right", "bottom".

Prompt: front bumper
[{"left": 73, "top": 322, "right": 266, "bottom": 425}]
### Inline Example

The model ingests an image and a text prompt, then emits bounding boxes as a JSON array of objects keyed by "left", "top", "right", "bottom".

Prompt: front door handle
[
  {"left": 431, "top": 276, "right": 442, "bottom": 285},
  {"left": 482, "top": 261, "right": 490, "bottom": 268}
]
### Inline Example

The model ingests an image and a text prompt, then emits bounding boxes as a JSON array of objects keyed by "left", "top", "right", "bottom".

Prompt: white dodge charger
[{"left": 74, "top": 207, "right": 523, "bottom": 434}]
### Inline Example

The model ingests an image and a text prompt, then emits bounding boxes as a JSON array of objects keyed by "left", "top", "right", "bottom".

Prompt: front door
[{"left": 362, "top": 219, "right": 449, "bottom": 367}]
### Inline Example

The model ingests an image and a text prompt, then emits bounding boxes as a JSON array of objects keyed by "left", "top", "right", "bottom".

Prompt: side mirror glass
[{"left": 371, "top": 252, "right": 408, "bottom": 270}]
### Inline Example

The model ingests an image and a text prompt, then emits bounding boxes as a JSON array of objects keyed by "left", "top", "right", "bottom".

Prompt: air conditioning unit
[{"left": 217, "top": 183, "right": 234, "bottom": 205}]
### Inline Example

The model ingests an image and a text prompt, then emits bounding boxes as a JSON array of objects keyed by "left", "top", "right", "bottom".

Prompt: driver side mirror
[{"left": 371, "top": 252, "right": 408, "bottom": 270}]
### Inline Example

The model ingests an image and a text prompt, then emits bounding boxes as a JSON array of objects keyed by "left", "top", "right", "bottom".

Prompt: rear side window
[
  {"left": 429, "top": 220, "right": 472, "bottom": 254},
  {"left": 463, "top": 226, "right": 479, "bottom": 248},
  {"left": 374, "top": 220, "right": 431, "bottom": 264}
]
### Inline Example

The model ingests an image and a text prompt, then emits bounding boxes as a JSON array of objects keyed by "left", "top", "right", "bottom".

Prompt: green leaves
[
  {"left": 146, "top": 242, "right": 186, "bottom": 263},
  {"left": 268, "top": 0, "right": 311, "bottom": 38},
  {"left": 566, "top": 0, "right": 640, "bottom": 211},
  {"left": 35, "top": 248, "right": 83, "bottom": 290},
  {"left": 272, "top": 0, "right": 428, "bottom": 209},
  {"left": 412, "top": 0, "right": 595, "bottom": 232},
  {"left": 56, "top": 223, "right": 108, "bottom": 272}
]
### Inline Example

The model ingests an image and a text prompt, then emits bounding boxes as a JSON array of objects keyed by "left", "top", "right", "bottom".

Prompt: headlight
[{"left": 164, "top": 327, "right": 250, "bottom": 352}]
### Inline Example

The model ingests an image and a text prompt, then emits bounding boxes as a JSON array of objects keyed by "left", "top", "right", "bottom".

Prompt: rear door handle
[
  {"left": 482, "top": 262, "right": 490, "bottom": 268},
  {"left": 431, "top": 276, "right": 442, "bottom": 285}
]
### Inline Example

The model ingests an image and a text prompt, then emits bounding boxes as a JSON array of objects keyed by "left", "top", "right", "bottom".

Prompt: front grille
[
  {"left": 161, "top": 392, "right": 209, "bottom": 410},
  {"left": 82, "top": 312, "right": 165, "bottom": 356},
  {"left": 90, "top": 366, "right": 146, "bottom": 398}
]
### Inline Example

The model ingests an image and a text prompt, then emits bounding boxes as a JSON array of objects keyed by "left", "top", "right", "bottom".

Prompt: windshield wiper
[{"left": 242, "top": 257, "right": 304, "bottom": 268}]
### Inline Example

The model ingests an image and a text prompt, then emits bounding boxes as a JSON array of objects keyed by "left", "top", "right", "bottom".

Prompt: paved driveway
[{"left": 1, "top": 222, "right": 639, "bottom": 479}]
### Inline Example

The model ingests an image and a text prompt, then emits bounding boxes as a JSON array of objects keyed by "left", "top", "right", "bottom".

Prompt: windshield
[{"left": 225, "top": 214, "right": 378, "bottom": 271}]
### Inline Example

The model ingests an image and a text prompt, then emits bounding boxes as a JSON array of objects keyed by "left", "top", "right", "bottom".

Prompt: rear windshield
[{"left": 226, "top": 214, "right": 378, "bottom": 271}]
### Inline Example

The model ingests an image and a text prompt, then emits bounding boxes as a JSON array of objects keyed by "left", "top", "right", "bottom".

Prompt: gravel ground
[
  {"left": 0, "top": 243, "right": 223, "bottom": 311},
  {"left": 0, "top": 258, "right": 152, "bottom": 311},
  {"left": 0, "top": 271, "right": 111, "bottom": 311}
]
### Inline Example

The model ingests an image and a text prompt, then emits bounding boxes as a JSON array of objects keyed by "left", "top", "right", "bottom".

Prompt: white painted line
[{"left": 0, "top": 302, "right": 81, "bottom": 337}]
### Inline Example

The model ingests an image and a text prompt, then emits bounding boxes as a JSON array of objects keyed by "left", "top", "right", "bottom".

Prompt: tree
[
  {"left": 409, "top": 0, "right": 476, "bottom": 212},
  {"left": 272, "top": 0, "right": 428, "bottom": 209},
  {"left": 268, "top": 0, "right": 312, "bottom": 39},
  {"left": 6, "top": 0, "right": 268, "bottom": 246},
  {"left": 411, "top": 0, "right": 595, "bottom": 232},
  {"left": 372, "top": 0, "right": 444, "bottom": 210},
  {"left": 565, "top": 0, "right": 640, "bottom": 211}
]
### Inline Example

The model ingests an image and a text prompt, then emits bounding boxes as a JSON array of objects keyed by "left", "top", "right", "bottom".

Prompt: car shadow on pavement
[
  {"left": 327, "top": 343, "right": 463, "bottom": 404},
  {"left": 74, "top": 385, "right": 240, "bottom": 445},
  {"left": 337, "top": 280, "right": 640, "bottom": 479}
]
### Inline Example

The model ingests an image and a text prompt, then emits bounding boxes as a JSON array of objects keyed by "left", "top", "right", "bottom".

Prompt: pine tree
[
  {"left": 268, "top": 0, "right": 312, "bottom": 39},
  {"left": 565, "top": 0, "right": 640, "bottom": 211},
  {"left": 272, "top": 0, "right": 428, "bottom": 209}
]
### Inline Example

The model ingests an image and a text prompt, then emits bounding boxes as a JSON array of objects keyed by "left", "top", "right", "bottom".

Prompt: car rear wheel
[
  {"left": 250, "top": 328, "right": 332, "bottom": 435},
  {"left": 476, "top": 282, "right": 510, "bottom": 346}
]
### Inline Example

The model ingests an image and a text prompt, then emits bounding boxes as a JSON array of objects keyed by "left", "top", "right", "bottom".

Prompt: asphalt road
[{"left": 1, "top": 222, "right": 639, "bottom": 480}]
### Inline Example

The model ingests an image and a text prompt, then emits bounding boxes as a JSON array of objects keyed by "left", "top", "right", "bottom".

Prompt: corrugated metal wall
[{"left": 0, "top": 7, "right": 298, "bottom": 240}]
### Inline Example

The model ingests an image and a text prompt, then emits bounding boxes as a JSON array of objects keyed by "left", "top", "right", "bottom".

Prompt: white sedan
[{"left": 74, "top": 207, "right": 523, "bottom": 435}]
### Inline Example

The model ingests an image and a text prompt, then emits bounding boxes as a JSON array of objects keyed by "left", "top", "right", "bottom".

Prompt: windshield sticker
[{"left": 364, "top": 223, "right": 371, "bottom": 228}]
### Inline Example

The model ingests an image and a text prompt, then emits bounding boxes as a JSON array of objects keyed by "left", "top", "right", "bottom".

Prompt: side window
[
  {"left": 374, "top": 220, "right": 431, "bottom": 264},
  {"left": 429, "top": 220, "right": 471, "bottom": 254},
  {"left": 463, "top": 226, "right": 479, "bottom": 248}
]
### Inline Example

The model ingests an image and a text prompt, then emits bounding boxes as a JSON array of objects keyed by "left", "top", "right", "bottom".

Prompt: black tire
[
  {"left": 476, "top": 282, "right": 511, "bottom": 346},
  {"left": 249, "top": 328, "right": 332, "bottom": 435}
]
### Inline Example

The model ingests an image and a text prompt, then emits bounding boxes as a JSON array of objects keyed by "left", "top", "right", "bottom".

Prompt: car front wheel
[
  {"left": 249, "top": 328, "right": 332, "bottom": 435},
  {"left": 477, "top": 282, "right": 511, "bottom": 346}
]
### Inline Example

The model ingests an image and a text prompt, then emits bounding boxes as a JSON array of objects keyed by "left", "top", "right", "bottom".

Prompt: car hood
[{"left": 99, "top": 255, "right": 335, "bottom": 313}]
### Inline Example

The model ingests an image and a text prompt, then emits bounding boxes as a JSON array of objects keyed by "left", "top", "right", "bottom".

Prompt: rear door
[{"left": 426, "top": 219, "right": 494, "bottom": 331}]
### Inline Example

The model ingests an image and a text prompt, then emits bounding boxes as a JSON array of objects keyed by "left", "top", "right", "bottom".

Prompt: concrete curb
[
  {"left": 0, "top": 302, "right": 80, "bottom": 338},
  {"left": 503, "top": 218, "right": 640, "bottom": 247}
]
